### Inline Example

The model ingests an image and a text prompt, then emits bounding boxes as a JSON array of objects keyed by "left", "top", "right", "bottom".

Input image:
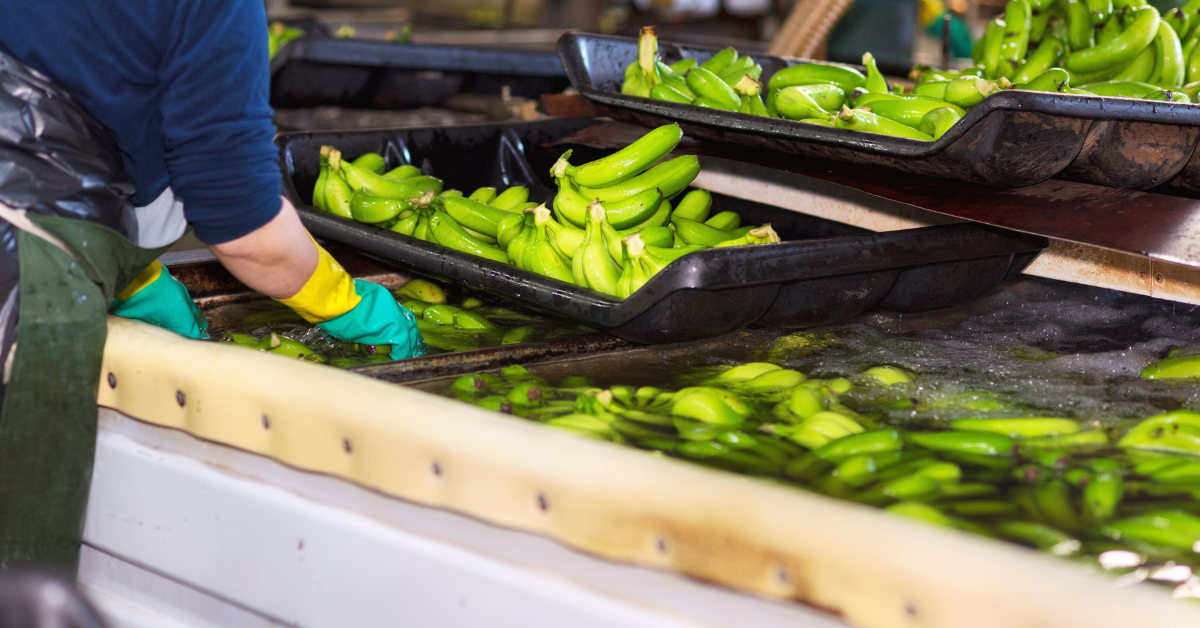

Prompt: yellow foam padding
[
  {"left": 96, "top": 316, "right": 1200, "bottom": 628},
  {"left": 277, "top": 241, "right": 361, "bottom": 323},
  {"left": 116, "top": 259, "right": 164, "bottom": 301}
]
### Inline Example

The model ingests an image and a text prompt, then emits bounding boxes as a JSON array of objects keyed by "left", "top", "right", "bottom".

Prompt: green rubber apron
[{"left": 0, "top": 206, "right": 162, "bottom": 569}]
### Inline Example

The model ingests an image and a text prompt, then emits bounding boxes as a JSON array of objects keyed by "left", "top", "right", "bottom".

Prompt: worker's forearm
[{"left": 209, "top": 197, "right": 318, "bottom": 300}]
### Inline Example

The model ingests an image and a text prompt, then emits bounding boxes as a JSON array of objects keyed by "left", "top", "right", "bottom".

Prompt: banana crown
[
  {"left": 532, "top": 204, "right": 553, "bottom": 225},
  {"left": 587, "top": 201, "right": 607, "bottom": 223},
  {"left": 734, "top": 75, "right": 762, "bottom": 96},
  {"left": 623, "top": 232, "right": 646, "bottom": 258}
]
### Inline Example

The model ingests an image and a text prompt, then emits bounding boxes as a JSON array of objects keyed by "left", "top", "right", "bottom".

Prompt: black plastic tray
[
  {"left": 557, "top": 32, "right": 1200, "bottom": 191},
  {"left": 270, "top": 38, "right": 570, "bottom": 110},
  {"left": 276, "top": 119, "right": 1047, "bottom": 344}
]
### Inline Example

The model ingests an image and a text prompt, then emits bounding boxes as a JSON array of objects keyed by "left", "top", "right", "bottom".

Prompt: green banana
[
  {"left": 577, "top": 155, "right": 699, "bottom": 203},
  {"left": 739, "top": 91, "right": 770, "bottom": 116},
  {"left": 670, "top": 57, "right": 698, "bottom": 73},
  {"left": 553, "top": 175, "right": 663, "bottom": 229},
  {"left": 1096, "top": 10, "right": 1125, "bottom": 46},
  {"left": 1013, "top": 38, "right": 1065, "bottom": 83},
  {"left": 714, "top": 225, "right": 779, "bottom": 247},
  {"left": 383, "top": 164, "right": 422, "bottom": 180},
  {"left": 983, "top": 18, "right": 1008, "bottom": 79},
  {"left": 686, "top": 67, "right": 742, "bottom": 110},
  {"left": 1117, "top": 410, "right": 1200, "bottom": 454},
  {"left": 670, "top": 215, "right": 753, "bottom": 247},
  {"left": 950, "top": 417, "right": 1079, "bottom": 438},
  {"left": 996, "top": 521, "right": 1081, "bottom": 554},
  {"left": 639, "top": 242, "right": 703, "bottom": 276},
  {"left": 911, "top": 80, "right": 950, "bottom": 99},
  {"left": 350, "top": 189, "right": 408, "bottom": 223},
  {"left": 350, "top": 152, "right": 386, "bottom": 173},
  {"left": 491, "top": 186, "right": 530, "bottom": 211},
  {"left": 656, "top": 61, "right": 695, "bottom": 96},
  {"left": 705, "top": 211, "right": 741, "bottom": 230},
  {"left": 323, "top": 164, "right": 355, "bottom": 219},
  {"left": 700, "top": 47, "right": 738, "bottom": 74},
  {"left": 814, "top": 429, "right": 902, "bottom": 461},
  {"left": 505, "top": 211, "right": 537, "bottom": 267},
  {"left": 787, "top": 83, "right": 846, "bottom": 111},
  {"left": 390, "top": 210, "right": 419, "bottom": 236},
  {"left": 1017, "top": 67, "right": 1072, "bottom": 92},
  {"left": 835, "top": 106, "right": 934, "bottom": 140},
  {"left": 672, "top": 189, "right": 712, "bottom": 222},
  {"left": 616, "top": 233, "right": 652, "bottom": 298},
  {"left": 767, "top": 63, "right": 867, "bottom": 94},
  {"left": 544, "top": 215, "right": 585, "bottom": 259},
  {"left": 1031, "top": 7, "right": 1053, "bottom": 42},
  {"left": 1066, "top": 6, "right": 1161, "bottom": 72},
  {"left": 496, "top": 212, "right": 527, "bottom": 248},
  {"left": 906, "top": 430, "right": 1017, "bottom": 456},
  {"left": 1067, "top": 0, "right": 1096, "bottom": 49},
  {"left": 694, "top": 97, "right": 737, "bottom": 111},
  {"left": 622, "top": 60, "right": 652, "bottom": 98},
  {"left": 862, "top": 53, "right": 889, "bottom": 93},
  {"left": 427, "top": 210, "right": 509, "bottom": 264},
  {"left": 442, "top": 195, "right": 513, "bottom": 238},
  {"left": 1143, "top": 352, "right": 1200, "bottom": 378},
  {"left": 1104, "top": 510, "right": 1200, "bottom": 549},
  {"left": 468, "top": 187, "right": 497, "bottom": 203},
  {"left": 776, "top": 411, "right": 865, "bottom": 449},
  {"left": 573, "top": 202, "right": 623, "bottom": 296},
  {"left": 616, "top": 198, "right": 672, "bottom": 235},
  {"left": 312, "top": 152, "right": 331, "bottom": 212},
  {"left": 944, "top": 77, "right": 1002, "bottom": 108},
  {"left": 634, "top": 225, "right": 674, "bottom": 248},
  {"left": 860, "top": 98, "right": 966, "bottom": 129},
  {"left": 550, "top": 124, "right": 682, "bottom": 188},
  {"left": 775, "top": 86, "right": 835, "bottom": 121},
  {"left": 650, "top": 83, "right": 693, "bottom": 104},
  {"left": 918, "top": 107, "right": 963, "bottom": 139},
  {"left": 1149, "top": 21, "right": 1186, "bottom": 87},
  {"left": 1085, "top": 0, "right": 1113, "bottom": 25},
  {"left": 1145, "top": 88, "right": 1192, "bottom": 100},
  {"left": 332, "top": 149, "right": 443, "bottom": 200},
  {"left": 524, "top": 206, "right": 574, "bottom": 283}
]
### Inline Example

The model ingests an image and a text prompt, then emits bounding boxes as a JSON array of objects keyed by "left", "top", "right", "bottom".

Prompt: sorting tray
[
  {"left": 557, "top": 32, "right": 1200, "bottom": 191},
  {"left": 276, "top": 118, "right": 1047, "bottom": 344},
  {"left": 270, "top": 38, "right": 569, "bottom": 110}
]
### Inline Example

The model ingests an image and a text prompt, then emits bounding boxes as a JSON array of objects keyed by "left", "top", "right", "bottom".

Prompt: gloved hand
[
  {"left": 110, "top": 260, "right": 210, "bottom": 339},
  {"left": 278, "top": 241, "right": 425, "bottom": 360}
]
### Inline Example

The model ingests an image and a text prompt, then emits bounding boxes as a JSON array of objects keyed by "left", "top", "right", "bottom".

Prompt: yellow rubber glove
[{"left": 277, "top": 241, "right": 425, "bottom": 359}]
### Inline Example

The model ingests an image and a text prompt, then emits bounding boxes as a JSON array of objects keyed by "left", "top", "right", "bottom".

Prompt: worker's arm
[
  {"left": 208, "top": 197, "right": 317, "bottom": 300},
  {"left": 209, "top": 196, "right": 425, "bottom": 358}
]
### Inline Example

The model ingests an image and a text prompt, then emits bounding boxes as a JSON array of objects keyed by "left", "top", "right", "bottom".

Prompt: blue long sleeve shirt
[{"left": 0, "top": 0, "right": 282, "bottom": 244}]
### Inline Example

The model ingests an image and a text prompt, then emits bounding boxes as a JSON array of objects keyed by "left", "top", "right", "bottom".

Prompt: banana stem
[
  {"left": 638, "top": 26, "right": 659, "bottom": 77},
  {"left": 532, "top": 204, "right": 552, "bottom": 226},
  {"left": 550, "top": 150, "right": 574, "bottom": 179}
]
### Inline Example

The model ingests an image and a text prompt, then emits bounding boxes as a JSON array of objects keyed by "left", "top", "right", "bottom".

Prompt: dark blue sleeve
[{"left": 160, "top": 0, "right": 281, "bottom": 244}]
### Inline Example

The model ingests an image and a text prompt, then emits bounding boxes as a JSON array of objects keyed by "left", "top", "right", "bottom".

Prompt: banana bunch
[
  {"left": 622, "top": 6, "right": 1200, "bottom": 146},
  {"left": 548, "top": 123, "right": 782, "bottom": 297},
  {"left": 314, "top": 124, "right": 782, "bottom": 302},
  {"left": 627, "top": 27, "right": 770, "bottom": 115},
  {"left": 268, "top": 21, "right": 304, "bottom": 60},
  {"left": 451, "top": 359, "right": 1200, "bottom": 592}
]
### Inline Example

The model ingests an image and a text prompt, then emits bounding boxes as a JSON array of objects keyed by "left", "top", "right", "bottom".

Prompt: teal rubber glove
[
  {"left": 316, "top": 279, "right": 426, "bottom": 359},
  {"left": 111, "top": 261, "right": 210, "bottom": 340}
]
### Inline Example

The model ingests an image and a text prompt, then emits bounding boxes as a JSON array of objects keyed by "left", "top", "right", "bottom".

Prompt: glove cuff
[
  {"left": 278, "top": 240, "right": 362, "bottom": 323},
  {"left": 117, "top": 259, "right": 164, "bottom": 302}
]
